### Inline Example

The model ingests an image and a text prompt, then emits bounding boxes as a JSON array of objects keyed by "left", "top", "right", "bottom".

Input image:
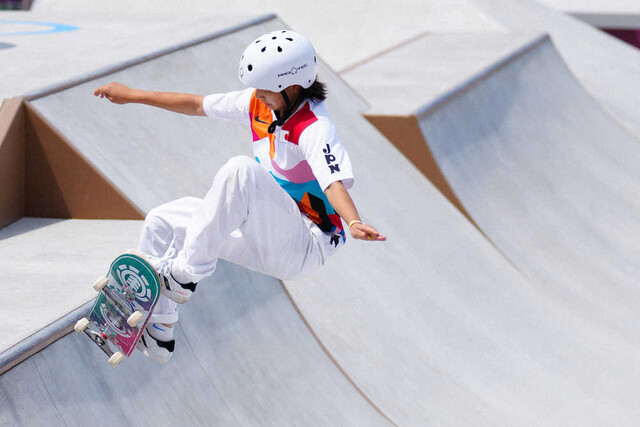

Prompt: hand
[
  {"left": 94, "top": 82, "right": 135, "bottom": 104},
  {"left": 350, "top": 222, "right": 386, "bottom": 242}
]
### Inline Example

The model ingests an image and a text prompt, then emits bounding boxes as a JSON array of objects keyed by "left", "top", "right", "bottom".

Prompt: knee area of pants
[
  {"left": 220, "top": 156, "right": 261, "bottom": 181},
  {"left": 144, "top": 207, "right": 168, "bottom": 230}
]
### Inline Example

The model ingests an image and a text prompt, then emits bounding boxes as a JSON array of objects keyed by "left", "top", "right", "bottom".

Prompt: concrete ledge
[
  {"left": 343, "top": 33, "right": 547, "bottom": 219},
  {"left": 0, "top": 11, "right": 273, "bottom": 100},
  {"left": 23, "top": 13, "right": 277, "bottom": 100},
  {"left": 0, "top": 218, "right": 144, "bottom": 355},
  {"left": 415, "top": 35, "right": 548, "bottom": 118},
  {"left": 0, "top": 300, "right": 91, "bottom": 376}
]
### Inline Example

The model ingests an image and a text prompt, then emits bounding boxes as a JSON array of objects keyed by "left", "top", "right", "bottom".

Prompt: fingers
[
  {"left": 93, "top": 82, "right": 121, "bottom": 101},
  {"left": 351, "top": 223, "right": 386, "bottom": 242},
  {"left": 94, "top": 85, "right": 110, "bottom": 99},
  {"left": 365, "top": 232, "right": 386, "bottom": 241},
  {"left": 369, "top": 233, "right": 387, "bottom": 241},
  {"left": 94, "top": 82, "right": 113, "bottom": 95}
]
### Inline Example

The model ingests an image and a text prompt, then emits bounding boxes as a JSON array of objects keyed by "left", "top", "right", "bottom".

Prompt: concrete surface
[
  {"left": 18, "top": 1, "right": 640, "bottom": 140},
  {"left": 30, "top": 0, "right": 504, "bottom": 72},
  {"left": 412, "top": 35, "right": 640, "bottom": 349},
  {"left": 473, "top": 0, "right": 640, "bottom": 142},
  {"left": 28, "top": 19, "right": 274, "bottom": 213},
  {"left": 0, "top": 218, "right": 142, "bottom": 353},
  {"left": 0, "top": 260, "right": 389, "bottom": 426},
  {"left": 2, "top": 15, "right": 640, "bottom": 425},
  {"left": 0, "top": 11, "right": 266, "bottom": 103},
  {"left": 282, "top": 33, "right": 640, "bottom": 425},
  {"left": 346, "top": 30, "right": 640, "bottom": 353},
  {"left": 342, "top": 33, "right": 542, "bottom": 116},
  {"left": 2, "top": 3, "right": 640, "bottom": 426}
]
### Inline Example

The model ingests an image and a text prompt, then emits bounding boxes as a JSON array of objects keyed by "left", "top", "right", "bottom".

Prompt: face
[{"left": 255, "top": 85, "right": 301, "bottom": 111}]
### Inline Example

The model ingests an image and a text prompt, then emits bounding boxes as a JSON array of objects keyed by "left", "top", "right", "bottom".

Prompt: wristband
[{"left": 348, "top": 220, "right": 363, "bottom": 229}]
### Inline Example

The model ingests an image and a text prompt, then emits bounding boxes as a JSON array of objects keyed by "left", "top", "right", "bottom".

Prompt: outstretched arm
[
  {"left": 94, "top": 82, "right": 206, "bottom": 116},
  {"left": 324, "top": 181, "right": 386, "bottom": 242}
]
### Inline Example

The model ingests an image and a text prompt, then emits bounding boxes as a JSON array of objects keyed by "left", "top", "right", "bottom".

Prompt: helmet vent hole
[
  {"left": 247, "top": 64, "right": 253, "bottom": 71},
  {"left": 314, "top": 56, "right": 317, "bottom": 63},
  {"left": 255, "top": 40, "right": 261, "bottom": 43},
  {"left": 286, "top": 37, "right": 293, "bottom": 41},
  {"left": 277, "top": 46, "right": 282, "bottom": 52},
  {"left": 261, "top": 46, "right": 266, "bottom": 52},
  {"left": 272, "top": 36, "right": 277, "bottom": 40}
]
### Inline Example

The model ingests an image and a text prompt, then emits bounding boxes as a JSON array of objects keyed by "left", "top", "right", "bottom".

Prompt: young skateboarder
[{"left": 94, "top": 30, "right": 385, "bottom": 363}]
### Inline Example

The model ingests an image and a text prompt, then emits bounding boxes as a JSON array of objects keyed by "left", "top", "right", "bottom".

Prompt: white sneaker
[
  {"left": 139, "top": 323, "right": 175, "bottom": 364},
  {"left": 158, "top": 271, "right": 197, "bottom": 304},
  {"left": 146, "top": 252, "right": 197, "bottom": 304}
]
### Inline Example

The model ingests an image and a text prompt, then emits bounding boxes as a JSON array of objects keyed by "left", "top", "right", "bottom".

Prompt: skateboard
[{"left": 74, "top": 251, "right": 160, "bottom": 367}]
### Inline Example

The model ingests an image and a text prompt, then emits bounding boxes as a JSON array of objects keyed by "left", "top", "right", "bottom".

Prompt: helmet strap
[
  {"left": 280, "top": 89, "right": 292, "bottom": 110},
  {"left": 268, "top": 89, "right": 301, "bottom": 134}
]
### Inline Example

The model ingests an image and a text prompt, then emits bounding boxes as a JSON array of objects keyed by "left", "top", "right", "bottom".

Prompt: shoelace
[{"left": 153, "top": 237, "right": 177, "bottom": 277}]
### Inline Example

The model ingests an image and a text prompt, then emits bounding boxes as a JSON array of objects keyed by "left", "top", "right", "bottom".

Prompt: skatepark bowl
[{"left": 2, "top": 2, "right": 640, "bottom": 426}]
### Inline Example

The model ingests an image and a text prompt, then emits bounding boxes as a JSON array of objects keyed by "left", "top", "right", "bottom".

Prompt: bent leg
[
  {"left": 172, "top": 156, "right": 326, "bottom": 282},
  {"left": 138, "top": 197, "right": 203, "bottom": 323}
]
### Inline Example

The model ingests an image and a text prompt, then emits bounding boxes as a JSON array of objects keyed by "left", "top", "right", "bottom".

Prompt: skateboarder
[{"left": 94, "top": 30, "right": 385, "bottom": 363}]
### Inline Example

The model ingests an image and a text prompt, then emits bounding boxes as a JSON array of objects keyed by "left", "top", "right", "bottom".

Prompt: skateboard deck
[{"left": 74, "top": 251, "right": 160, "bottom": 366}]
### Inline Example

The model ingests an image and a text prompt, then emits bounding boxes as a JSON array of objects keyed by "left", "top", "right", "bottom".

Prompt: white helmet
[{"left": 238, "top": 30, "right": 317, "bottom": 92}]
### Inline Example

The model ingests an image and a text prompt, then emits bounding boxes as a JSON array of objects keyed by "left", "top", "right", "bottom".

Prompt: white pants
[{"left": 138, "top": 156, "right": 338, "bottom": 324}]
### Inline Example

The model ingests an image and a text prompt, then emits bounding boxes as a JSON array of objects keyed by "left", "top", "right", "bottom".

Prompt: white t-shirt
[{"left": 203, "top": 88, "right": 354, "bottom": 246}]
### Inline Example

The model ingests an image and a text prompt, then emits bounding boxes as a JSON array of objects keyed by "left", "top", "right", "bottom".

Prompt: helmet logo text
[{"left": 278, "top": 63, "right": 308, "bottom": 78}]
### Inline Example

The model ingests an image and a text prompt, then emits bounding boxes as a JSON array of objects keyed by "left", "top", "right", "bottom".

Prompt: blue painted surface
[{"left": 0, "top": 20, "right": 79, "bottom": 36}]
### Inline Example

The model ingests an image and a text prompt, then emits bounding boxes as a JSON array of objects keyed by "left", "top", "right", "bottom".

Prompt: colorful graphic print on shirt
[{"left": 249, "top": 93, "right": 345, "bottom": 246}]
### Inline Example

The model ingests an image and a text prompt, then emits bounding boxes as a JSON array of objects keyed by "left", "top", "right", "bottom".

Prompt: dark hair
[{"left": 300, "top": 79, "right": 327, "bottom": 103}]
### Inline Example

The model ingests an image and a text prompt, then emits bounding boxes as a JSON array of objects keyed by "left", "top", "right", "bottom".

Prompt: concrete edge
[
  {"left": 415, "top": 33, "right": 549, "bottom": 119},
  {"left": 23, "top": 13, "right": 278, "bottom": 101},
  {"left": 279, "top": 278, "right": 398, "bottom": 426},
  {"left": 0, "top": 299, "right": 94, "bottom": 375}
]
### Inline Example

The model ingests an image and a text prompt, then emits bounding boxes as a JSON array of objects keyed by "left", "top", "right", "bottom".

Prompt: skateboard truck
[
  {"left": 84, "top": 328, "right": 114, "bottom": 357},
  {"left": 75, "top": 318, "right": 124, "bottom": 366},
  {"left": 74, "top": 281, "right": 142, "bottom": 367}
]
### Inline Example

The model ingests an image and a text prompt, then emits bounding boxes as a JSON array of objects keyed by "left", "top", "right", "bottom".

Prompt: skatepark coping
[
  {"left": 414, "top": 34, "right": 548, "bottom": 119},
  {"left": 22, "top": 13, "right": 277, "bottom": 101},
  {"left": 0, "top": 300, "right": 92, "bottom": 375}
]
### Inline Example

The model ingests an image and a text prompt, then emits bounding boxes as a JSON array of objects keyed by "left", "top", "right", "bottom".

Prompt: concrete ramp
[
  {"left": 473, "top": 0, "right": 640, "bottom": 141},
  {"left": 281, "top": 37, "right": 640, "bottom": 425},
  {"left": 0, "top": 16, "right": 388, "bottom": 426},
  {"left": 346, "top": 32, "right": 640, "bottom": 341},
  {"left": 1, "top": 261, "right": 387, "bottom": 426},
  {"left": 0, "top": 218, "right": 142, "bottom": 354},
  {"left": 414, "top": 35, "right": 640, "bottom": 338},
  {"left": 3, "top": 14, "right": 640, "bottom": 427}
]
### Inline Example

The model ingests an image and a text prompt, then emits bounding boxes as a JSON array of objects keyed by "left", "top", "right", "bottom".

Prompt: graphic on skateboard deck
[{"left": 74, "top": 251, "right": 160, "bottom": 367}]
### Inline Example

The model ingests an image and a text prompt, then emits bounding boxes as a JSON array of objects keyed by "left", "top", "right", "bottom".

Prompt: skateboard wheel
[
  {"left": 127, "top": 311, "right": 144, "bottom": 327},
  {"left": 74, "top": 318, "right": 90, "bottom": 333},
  {"left": 92, "top": 276, "right": 109, "bottom": 292},
  {"left": 108, "top": 352, "right": 124, "bottom": 367}
]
